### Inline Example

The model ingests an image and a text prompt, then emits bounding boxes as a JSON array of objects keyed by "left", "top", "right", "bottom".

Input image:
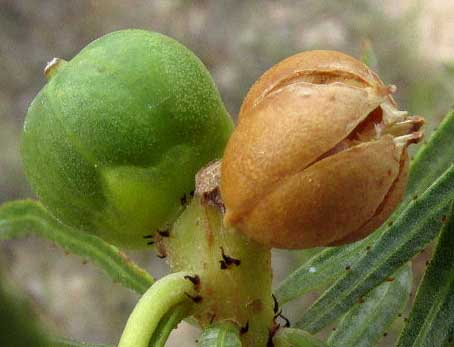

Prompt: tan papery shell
[{"left": 221, "top": 50, "right": 423, "bottom": 249}]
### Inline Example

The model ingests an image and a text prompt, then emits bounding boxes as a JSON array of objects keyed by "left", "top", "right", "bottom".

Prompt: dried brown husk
[{"left": 221, "top": 50, "right": 423, "bottom": 249}]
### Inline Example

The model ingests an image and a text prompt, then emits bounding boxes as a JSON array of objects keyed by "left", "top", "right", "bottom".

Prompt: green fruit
[{"left": 22, "top": 29, "right": 233, "bottom": 248}]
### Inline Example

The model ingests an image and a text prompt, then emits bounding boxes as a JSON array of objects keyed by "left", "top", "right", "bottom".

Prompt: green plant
[{"left": 1, "top": 29, "right": 453, "bottom": 347}]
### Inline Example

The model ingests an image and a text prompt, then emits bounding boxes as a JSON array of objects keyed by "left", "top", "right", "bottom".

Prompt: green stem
[
  {"left": 118, "top": 272, "right": 196, "bottom": 347},
  {"left": 164, "top": 197, "right": 274, "bottom": 347},
  {"left": 148, "top": 302, "right": 192, "bottom": 347}
]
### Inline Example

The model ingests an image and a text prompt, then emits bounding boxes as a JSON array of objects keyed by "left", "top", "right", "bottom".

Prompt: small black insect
[
  {"left": 277, "top": 314, "right": 290, "bottom": 328},
  {"left": 273, "top": 309, "right": 291, "bottom": 328},
  {"left": 219, "top": 247, "right": 241, "bottom": 269},
  {"left": 240, "top": 321, "right": 249, "bottom": 334},
  {"left": 185, "top": 293, "right": 203, "bottom": 303},
  {"left": 272, "top": 294, "right": 291, "bottom": 329},
  {"left": 272, "top": 294, "right": 279, "bottom": 314},
  {"left": 184, "top": 275, "right": 201, "bottom": 290},
  {"left": 180, "top": 191, "right": 195, "bottom": 205},
  {"left": 143, "top": 234, "right": 154, "bottom": 245},
  {"left": 157, "top": 229, "right": 170, "bottom": 237}
]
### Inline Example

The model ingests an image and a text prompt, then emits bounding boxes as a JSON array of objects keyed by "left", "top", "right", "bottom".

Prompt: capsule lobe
[{"left": 221, "top": 50, "right": 423, "bottom": 249}]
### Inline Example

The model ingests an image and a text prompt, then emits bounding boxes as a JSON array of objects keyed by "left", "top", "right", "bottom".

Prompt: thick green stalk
[
  {"left": 148, "top": 303, "right": 192, "bottom": 347},
  {"left": 164, "top": 197, "right": 274, "bottom": 347},
  {"left": 118, "top": 272, "right": 196, "bottom": 347}
]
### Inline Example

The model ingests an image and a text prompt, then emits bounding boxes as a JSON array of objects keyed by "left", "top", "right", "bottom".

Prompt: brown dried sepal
[{"left": 196, "top": 160, "right": 225, "bottom": 212}]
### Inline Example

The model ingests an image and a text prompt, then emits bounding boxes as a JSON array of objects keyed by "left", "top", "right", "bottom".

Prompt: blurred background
[{"left": 1, "top": 1, "right": 453, "bottom": 346}]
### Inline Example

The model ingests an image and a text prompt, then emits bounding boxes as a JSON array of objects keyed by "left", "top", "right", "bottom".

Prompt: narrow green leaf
[
  {"left": 275, "top": 238, "right": 377, "bottom": 304},
  {"left": 397, "top": 204, "right": 454, "bottom": 347},
  {"left": 148, "top": 303, "right": 191, "bottom": 347},
  {"left": 49, "top": 336, "right": 114, "bottom": 347},
  {"left": 276, "top": 110, "right": 454, "bottom": 305},
  {"left": 296, "top": 164, "right": 454, "bottom": 333},
  {"left": 198, "top": 322, "right": 242, "bottom": 347},
  {"left": 328, "top": 263, "right": 412, "bottom": 347},
  {"left": 0, "top": 199, "right": 154, "bottom": 294},
  {"left": 273, "top": 328, "right": 328, "bottom": 347}
]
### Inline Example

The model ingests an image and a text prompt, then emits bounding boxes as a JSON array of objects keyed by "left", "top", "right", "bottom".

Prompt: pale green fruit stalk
[
  {"left": 118, "top": 272, "right": 196, "bottom": 347},
  {"left": 162, "top": 162, "right": 275, "bottom": 347}
]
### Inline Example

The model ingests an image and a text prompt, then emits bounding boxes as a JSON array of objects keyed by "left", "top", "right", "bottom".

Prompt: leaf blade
[
  {"left": 0, "top": 199, "right": 154, "bottom": 294},
  {"left": 397, "top": 204, "right": 454, "bottom": 347},
  {"left": 273, "top": 328, "right": 328, "bottom": 347},
  {"left": 275, "top": 237, "right": 377, "bottom": 304},
  {"left": 328, "top": 263, "right": 412, "bottom": 347}
]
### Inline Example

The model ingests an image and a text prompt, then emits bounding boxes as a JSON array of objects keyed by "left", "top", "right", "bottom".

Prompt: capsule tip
[{"left": 44, "top": 57, "right": 67, "bottom": 80}]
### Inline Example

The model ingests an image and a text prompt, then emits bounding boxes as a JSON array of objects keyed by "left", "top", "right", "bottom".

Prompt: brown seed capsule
[{"left": 220, "top": 50, "right": 424, "bottom": 249}]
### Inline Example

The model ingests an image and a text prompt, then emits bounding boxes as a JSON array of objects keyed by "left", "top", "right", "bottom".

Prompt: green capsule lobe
[{"left": 22, "top": 29, "right": 233, "bottom": 248}]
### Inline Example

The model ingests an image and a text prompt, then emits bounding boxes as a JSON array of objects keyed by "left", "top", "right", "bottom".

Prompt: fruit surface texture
[{"left": 22, "top": 29, "right": 233, "bottom": 248}]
